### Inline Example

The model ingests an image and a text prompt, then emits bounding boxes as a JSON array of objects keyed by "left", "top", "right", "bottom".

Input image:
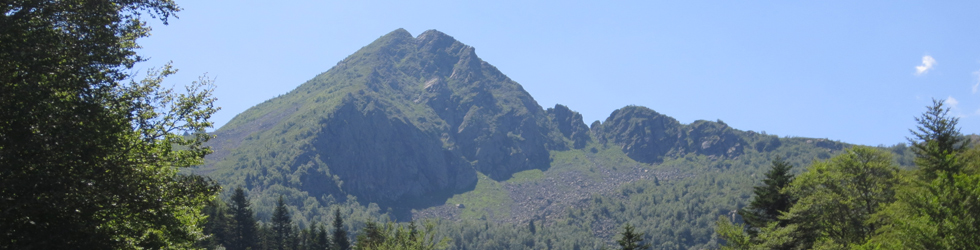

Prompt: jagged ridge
[{"left": 199, "top": 29, "right": 771, "bottom": 217}]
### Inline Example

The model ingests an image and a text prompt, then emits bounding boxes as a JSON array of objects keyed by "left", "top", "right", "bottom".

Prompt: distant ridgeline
[{"left": 196, "top": 29, "right": 911, "bottom": 249}]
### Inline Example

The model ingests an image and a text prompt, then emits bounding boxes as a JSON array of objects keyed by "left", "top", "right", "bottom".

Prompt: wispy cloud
[
  {"left": 915, "top": 55, "right": 936, "bottom": 76},
  {"left": 973, "top": 70, "right": 979, "bottom": 94},
  {"left": 946, "top": 96, "right": 959, "bottom": 109}
]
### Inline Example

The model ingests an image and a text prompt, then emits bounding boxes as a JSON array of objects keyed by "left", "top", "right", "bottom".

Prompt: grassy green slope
[{"left": 424, "top": 132, "right": 914, "bottom": 250}]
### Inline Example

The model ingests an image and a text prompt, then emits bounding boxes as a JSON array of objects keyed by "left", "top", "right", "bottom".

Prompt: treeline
[
  {"left": 196, "top": 187, "right": 449, "bottom": 250},
  {"left": 195, "top": 186, "right": 662, "bottom": 250},
  {"left": 718, "top": 99, "right": 980, "bottom": 249}
]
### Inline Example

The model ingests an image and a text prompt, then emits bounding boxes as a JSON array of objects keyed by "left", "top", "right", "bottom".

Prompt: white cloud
[
  {"left": 946, "top": 96, "right": 959, "bottom": 109},
  {"left": 973, "top": 70, "right": 979, "bottom": 94},
  {"left": 915, "top": 55, "right": 936, "bottom": 76}
]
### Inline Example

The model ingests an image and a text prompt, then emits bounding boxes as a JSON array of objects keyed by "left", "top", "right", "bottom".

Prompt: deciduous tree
[{"left": 0, "top": 1, "right": 220, "bottom": 247}]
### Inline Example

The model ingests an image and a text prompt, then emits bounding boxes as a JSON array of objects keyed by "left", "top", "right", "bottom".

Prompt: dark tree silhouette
[
  {"left": 228, "top": 187, "right": 259, "bottom": 250},
  {"left": 738, "top": 156, "right": 796, "bottom": 231},
  {"left": 617, "top": 224, "right": 651, "bottom": 250},
  {"left": 271, "top": 195, "right": 293, "bottom": 250},
  {"left": 332, "top": 208, "right": 351, "bottom": 250}
]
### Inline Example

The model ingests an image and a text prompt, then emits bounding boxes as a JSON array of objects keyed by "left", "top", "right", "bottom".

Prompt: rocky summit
[{"left": 198, "top": 29, "right": 767, "bottom": 212}]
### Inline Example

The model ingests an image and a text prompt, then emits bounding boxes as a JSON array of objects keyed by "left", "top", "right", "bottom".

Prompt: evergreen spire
[
  {"left": 738, "top": 156, "right": 796, "bottom": 230},
  {"left": 332, "top": 208, "right": 351, "bottom": 250}
]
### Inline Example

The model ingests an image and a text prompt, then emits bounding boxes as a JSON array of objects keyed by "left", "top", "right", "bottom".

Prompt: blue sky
[{"left": 139, "top": 1, "right": 980, "bottom": 146}]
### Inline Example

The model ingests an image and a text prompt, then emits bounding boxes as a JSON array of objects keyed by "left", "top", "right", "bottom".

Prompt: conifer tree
[
  {"left": 198, "top": 199, "right": 231, "bottom": 249},
  {"left": 617, "top": 224, "right": 651, "bottom": 250},
  {"left": 738, "top": 156, "right": 796, "bottom": 231},
  {"left": 909, "top": 98, "right": 970, "bottom": 180},
  {"left": 272, "top": 195, "right": 294, "bottom": 250},
  {"left": 864, "top": 100, "right": 980, "bottom": 249},
  {"left": 332, "top": 208, "right": 351, "bottom": 250},
  {"left": 228, "top": 187, "right": 259, "bottom": 250},
  {"left": 355, "top": 220, "right": 386, "bottom": 249},
  {"left": 408, "top": 220, "right": 419, "bottom": 242}
]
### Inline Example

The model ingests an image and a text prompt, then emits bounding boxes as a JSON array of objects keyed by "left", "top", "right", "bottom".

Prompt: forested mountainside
[{"left": 194, "top": 29, "right": 923, "bottom": 249}]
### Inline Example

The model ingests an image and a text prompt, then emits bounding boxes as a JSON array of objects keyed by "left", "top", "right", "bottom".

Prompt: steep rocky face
[
  {"left": 409, "top": 30, "right": 559, "bottom": 180},
  {"left": 597, "top": 106, "right": 746, "bottom": 163},
  {"left": 313, "top": 95, "right": 476, "bottom": 206},
  {"left": 599, "top": 106, "right": 684, "bottom": 163},
  {"left": 547, "top": 104, "right": 591, "bottom": 149},
  {"left": 683, "top": 120, "right": 744, "bottom": 157}
]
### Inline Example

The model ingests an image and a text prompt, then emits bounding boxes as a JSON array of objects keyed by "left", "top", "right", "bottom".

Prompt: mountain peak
[
  {"left": 204, "top": 28, "right": 568, "bottom": 211},
  {"left": 384, "top": 28, "right": 413, "bottom": 39},
  {"left": 416, "top": 29, "right": 452, "bottom": 41}
]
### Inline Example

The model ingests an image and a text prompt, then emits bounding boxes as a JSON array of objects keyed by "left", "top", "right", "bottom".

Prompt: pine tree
[
  {"left": 616, "top": 224, "right": 651, "bottom": 250},
  {"left": 197, "top": 199, "right": 231, "bottom": 249},
  {"left": 864, "top": 100, "right": 980, "bottom": 249},
  {"left": 228, "top": 187, "right": 259, "bottom": 250},
  {"left": 909, "top": 98, "right": 970, "bottom": 180},
  {"left": 332, "top": 208, "right": 351, "bottom": 250},
  {"left": 738, "top": 156, "right": 796, "bottom": 230},
  {"left": 354, "top": 220, "right": 385, "bottom": 249},
  {"left": 318, "top": 223, "right": 332, "bottom": 250},
  {"left": 529, "top": 220, "right": 537, "bottom": 235},
  {"left": 408, "top": 220, "right": 419, "bottom": 242},
  {"left": 271, "top": 195, "right": 294, "bottom": 250}
]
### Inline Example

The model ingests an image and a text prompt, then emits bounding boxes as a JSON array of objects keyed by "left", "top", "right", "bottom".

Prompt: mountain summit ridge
[
  {"left": 202, "top": 29, "right": 570, "bottom": 210},
  {"left": 199, "top": 29, "right": 759, "bottom": 216}
]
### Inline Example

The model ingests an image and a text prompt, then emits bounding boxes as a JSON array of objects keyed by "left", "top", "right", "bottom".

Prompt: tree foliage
[
  {"left": 738, "top": 156, "right": 796, "bottom": 232},
  {"left": 0, "top": 0, "right": 223, "bottom": 248},
  {"left": 271, "top": 195, "right": 295, "bottom": 250},
  {"left": 780, "top": 146, "right": 898, "bottom": 249},
  {"left": 334, "top": 208, "right": 352, "bottom": 250},
  {"left": 865, "top": 100, "right": 980, "bottom": 249},
  {"left": 228, "top": 187, "right": 260, "bottom": 250},
  {"left": 617, "top": 224, "right": 651, "bottom": 250},
  {"left": 908, "top": 99, "right": 970, "bottom": 180},
  {"left": 717, "top": 100, "right": 980, "bottom": 250}
]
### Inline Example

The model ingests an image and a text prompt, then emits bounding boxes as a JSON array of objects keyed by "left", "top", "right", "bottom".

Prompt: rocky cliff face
[
  {"left": 313, "top": 95, "right": 476, "bottom": 205},
  {"left": 547, "top": 104, "right": 591, "bottom": 149},
  {"left": 597, "top": 106, "right": 745, "bottom": 163}
]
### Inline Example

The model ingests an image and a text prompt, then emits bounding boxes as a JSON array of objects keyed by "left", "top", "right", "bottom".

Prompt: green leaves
[
  {"left": 780, "top": 147, "right": 898, "bottom": 248},
  {"left": 0, "top": 1, "right": 219, "bottom": 248}
]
